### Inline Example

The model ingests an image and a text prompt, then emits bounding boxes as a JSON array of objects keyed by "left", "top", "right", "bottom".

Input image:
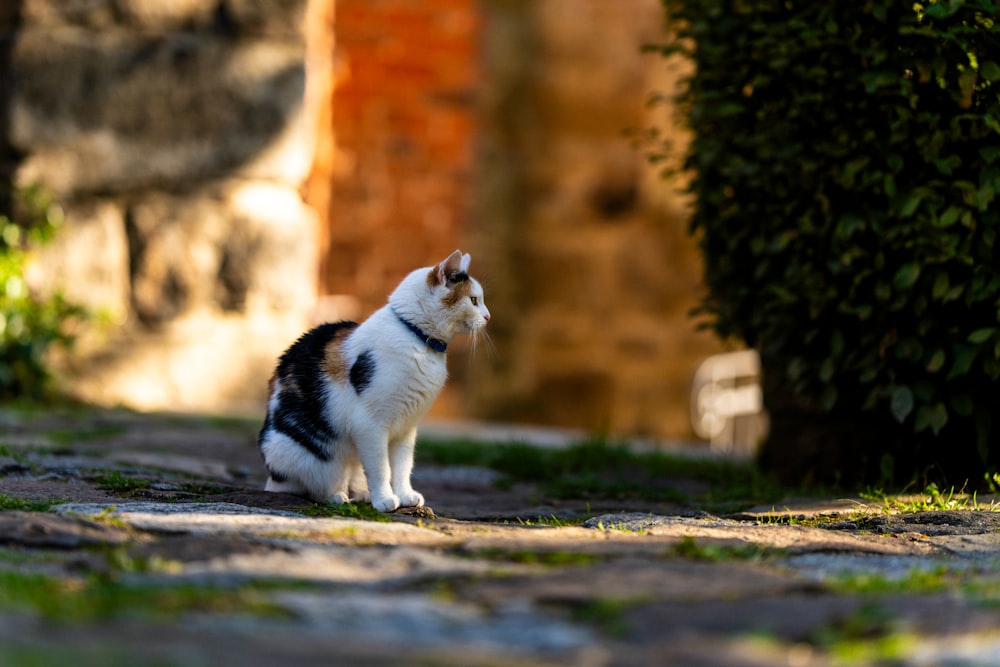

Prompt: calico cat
[{"left": 258, "top": 250, "right": 490, "bottom": 512}]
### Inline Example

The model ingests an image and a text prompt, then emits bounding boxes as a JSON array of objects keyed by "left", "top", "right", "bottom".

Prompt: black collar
[{"left": 392, "top": 308, "right": 447, "bottom": 353}]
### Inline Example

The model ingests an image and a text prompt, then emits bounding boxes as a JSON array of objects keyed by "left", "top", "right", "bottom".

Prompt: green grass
[
  {"left": 568, "top": 595, "right": 650, "bottom": 638},
  {"left": 810, "top": 602, "right": 914, "bottom": 665},
  {"left": 46, "top": 424, "right": 126, "bottom": 447},
  {"left": 69, "top": 505, "right": 129, "bottom": 528},
  {"left": 961, "top": 578, "right": 1000, "bottom": 608},
  {"left": 0, "top": 494, "right": 65, "bottom": 512},
  {"left": 0, "top": 444, "right": 25, "bottom": 462},
  {"left": 300, "top": 501, "right": 393, "bottom": 523},
  {"left": 173, "top": 481, "right": 238, "bottom": 496},
  {"left": 92, "top": 474, "right": 238, "bottom": 500},
  {"left": 98, "top": 546, "right": 183, "bottom": 575},
  {"left": 588, "top": 518, "right": 649, "bottom": 534},
  {"left": 0, "top": 570, "right": 287, "bottom": 622},
  {"left": 505, "top": 514, "right": 589, "bottom": 527},
  {"left": 828, "top": 566, "right": 954, "bottom": 596},
  {"left": 826, "top": 568, "right": 1000, "bottom": 612},
  {"left": 93, "top": 471, "right": 152, "bottom": 495},
  {"left": 670, "top": 535, "right": 778, "bottom": 562},
  {"left": 860, "top": 484, "right": 999, "bottom": 514},
  {"left": 459, "top": 548, "right": 602, "bottom": 567},
  {"left": 824, "top": 630, "right": 913, "bottom": 666},
  {"left": 0, "top": 645, "right": 183, "bottom": 667},
  {"left": 0, "top": 443, "right": 58, "bottom": 467},
  {"left": 417, "top": 436, "right": 786, "bottom": 509}
]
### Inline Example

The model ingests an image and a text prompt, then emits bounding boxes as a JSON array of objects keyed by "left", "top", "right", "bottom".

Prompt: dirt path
[{"left": 3, "top": 407, "right": 1000, "bottom": 666}]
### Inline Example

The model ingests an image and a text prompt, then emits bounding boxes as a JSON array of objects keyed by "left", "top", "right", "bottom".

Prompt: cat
[{"left": 258, "top": 250, "right": 490, "bottom": 512}]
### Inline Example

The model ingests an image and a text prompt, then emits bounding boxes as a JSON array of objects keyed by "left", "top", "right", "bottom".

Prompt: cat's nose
[{"left": 483, "top": 309, "right": 491, "bottom": 322}]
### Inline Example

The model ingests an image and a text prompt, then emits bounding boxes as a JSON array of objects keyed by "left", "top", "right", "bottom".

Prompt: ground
[{"left": 3, "top": 406, "right": 1000, "bottom": 666}]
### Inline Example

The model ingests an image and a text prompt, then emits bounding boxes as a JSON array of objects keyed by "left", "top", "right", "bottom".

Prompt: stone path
[{"left": 3, "top": 408, "right": 1000, "bottom": 666}]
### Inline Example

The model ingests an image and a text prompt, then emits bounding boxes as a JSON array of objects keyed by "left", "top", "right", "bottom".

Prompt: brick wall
[{"left": 318, "top": 0, "right": 479, "bottom": 314}]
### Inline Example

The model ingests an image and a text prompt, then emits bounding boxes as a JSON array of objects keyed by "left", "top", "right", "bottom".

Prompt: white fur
[{"left": 262, "top": 250, "right": 490, "bottom": 511}]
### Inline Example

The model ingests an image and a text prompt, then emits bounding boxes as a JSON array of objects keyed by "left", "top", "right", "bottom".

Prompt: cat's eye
[{"left": 470, "top": 296, "right": 479, "bottom": 306}]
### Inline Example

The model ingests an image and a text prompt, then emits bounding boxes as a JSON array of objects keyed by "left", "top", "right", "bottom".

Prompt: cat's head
[
  {"left": 391, "top": 249, "right": 490, "bottom": 341},
  {"left": 427, "top": 250, "right": 491, "bottom": 337}
]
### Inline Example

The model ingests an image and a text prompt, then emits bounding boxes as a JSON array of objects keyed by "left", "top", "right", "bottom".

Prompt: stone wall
[{"left": 11, "top": 0, "right": 317, "bottom": 413}]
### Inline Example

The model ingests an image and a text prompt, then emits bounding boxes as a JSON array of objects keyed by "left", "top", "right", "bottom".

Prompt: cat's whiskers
[{"left": 469, "top": 326, "right": 496, "bottom": 361}]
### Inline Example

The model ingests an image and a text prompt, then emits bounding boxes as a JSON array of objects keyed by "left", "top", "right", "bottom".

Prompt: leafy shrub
[
  {"left": 656, "top": 1, "right": 1000, "bottom": 483},
  {"left": 0, "top": 186, "right": 86, "bottom": 400}
]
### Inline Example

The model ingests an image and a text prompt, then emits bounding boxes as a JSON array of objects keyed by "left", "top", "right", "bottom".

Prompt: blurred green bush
[
  {"left": 0, "top": 186, "right": 86, "bottom": 401},
  {"left": 656, "top": 0, "right": 1000, "bottom": 485}
]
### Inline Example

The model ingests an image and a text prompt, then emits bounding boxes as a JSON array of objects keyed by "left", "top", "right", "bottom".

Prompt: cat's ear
[
  {"left": 459, "top": 252, "right": 471, "bottom": 273},
  {"left": 433, "top": 250, "right": 465, "bottom": 286}
]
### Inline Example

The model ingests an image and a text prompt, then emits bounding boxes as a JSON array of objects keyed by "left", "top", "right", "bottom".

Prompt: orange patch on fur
[
  {"left": 320, "top": 326, "right": 356, "bottom": 384},
  {"left": 426, "top": 268, "right": 441, "bottom": 289},
  {"left": 442, "top": 279, "right": 472, "bottom": 309}
]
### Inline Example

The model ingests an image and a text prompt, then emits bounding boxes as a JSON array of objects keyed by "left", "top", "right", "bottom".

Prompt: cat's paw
[
  {"left": 372, "top": 494, "right": 401, "bottom": 512},
  {"left": 351, "top": 490, "right": 372, "bottom": 503},
  {"left": 397, "top": 490, "right": 425, "bottom": 508},
  {"left": 331, "top": 491, "right": 350, "bottom": 505}
]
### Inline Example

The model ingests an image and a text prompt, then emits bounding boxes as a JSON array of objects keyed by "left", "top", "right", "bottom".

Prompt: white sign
[{"left": 691, "top": 350, "right": 768, "bottom": 454}]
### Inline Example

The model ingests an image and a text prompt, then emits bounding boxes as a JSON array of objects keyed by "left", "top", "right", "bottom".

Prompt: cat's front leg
[
  {"left": 355, "top": 428, "right": 399, "bottom": 512},
  {"left": 348, "top": 463, "right": 370, "bottom": 503},
  {"left": 390, "top": 430, "right": 424, "bottom": 508}
]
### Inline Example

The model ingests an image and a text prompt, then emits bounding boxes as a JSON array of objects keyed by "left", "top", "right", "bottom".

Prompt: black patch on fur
[
  {"left": 350, "top": 350, "right": 376, "bottom": 394},
  {"left": 447, "top": 271, "right": 469, "bottom": 286},
  {"left": 267, "top": 467, "right": 288, "bottom": 483},
  {"left": 259, "top": 321, "right": 358, "bottom": 462}
]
